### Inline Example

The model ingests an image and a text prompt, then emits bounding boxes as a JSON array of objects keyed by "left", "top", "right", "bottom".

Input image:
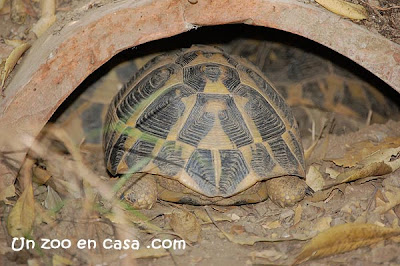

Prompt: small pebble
[{"left": 231, "top": 213, "right": 240, "bottom": 221}]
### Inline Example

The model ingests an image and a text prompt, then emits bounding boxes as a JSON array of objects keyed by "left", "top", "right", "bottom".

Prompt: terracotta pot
[{"left": 1, "top": 0, "right": 399, "bottom": 188}]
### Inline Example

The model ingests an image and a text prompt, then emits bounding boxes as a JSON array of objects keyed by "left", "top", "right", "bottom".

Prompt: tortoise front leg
[
  {"left": 118, "top": 174, "right": 157, "bottom": 209},
  {"left": 265, "top": 176, "right": 307, "bottom": 207}
]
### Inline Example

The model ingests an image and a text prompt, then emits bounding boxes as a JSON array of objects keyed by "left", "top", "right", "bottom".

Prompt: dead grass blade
[{"left": 293, "top": 223, "right": 400, "bottom": 265}]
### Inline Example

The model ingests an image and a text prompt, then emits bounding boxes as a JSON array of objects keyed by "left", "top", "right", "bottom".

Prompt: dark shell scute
[
  {"left": 218, "top": 96, "right": 253, "bottom": 148},
  {"left": 109, "top": 133, "right": 128, "bottom": 174},
  {"left": 178, "top": 94, "right": 215, "bottom": 147},
  {"left": 236, "top": 85, "right": 286, "bottom": 142},
  {"left": 289, "top": 131, "right": 305, "bottom": 168},
  {"left": 136, "top": 86, "right": 189, "bottom": 139},
  {"left": 155, "top": 141, "right": 185, "bottom": 176},
  {"left": 116, "top": 64, "right": 178, "bottom": 123},
  {"left": 268, "top": 137, "right": 299, "bottom": 174},
  {"left": 183, "top": 65, "right": 207, "bottom": 92},
  {"left": 250, "top": 143, "right": 276, "bottom": 177},
  {"left": 241, "top": 66, "right": 294, "bottom": 126},
  {"left": 185, "top": 149, "right": 216, "bottom": 195},
  {"left": 219, "top": 150, "right": 249, "bottom": 195},
  {"left": 124, "top": 139, "right": 155, "bottom": 173},
  {"left": 204, "top": 64, "right": 222, "bottom": 82},
  {"left": 222, "top": 67, "right": 241, "bottom": 92},
  {"left": 222, "top": 53, "right": 239, "bottom": 67},
  {"left": 175, "top": 50, "right": 199, "bottom": 66}
]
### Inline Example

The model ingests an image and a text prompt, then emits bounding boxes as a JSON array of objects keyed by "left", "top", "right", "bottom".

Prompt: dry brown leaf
[
  {"left": 313, "top": 217, "right": 332, "bottom": 232},
  {"left": 44, "top": 185, "right": 63, "bottom": 211},
  {"left": 361, "top": 146, "right": 400, "bottom": 171},
  {"left": 169, "top": 210, "right": 201, "bottom": 243},
  {"left": 309, "top": 184, "right": 345, "bottom": 202},
  {"left": 315, "top": 0, "right": 367, "bottom": 20},
  {"left": 34, "top": 201, "right": 56, "bottom": 226},
  {"left": 0, "top": 184, "right": 16, "bottom": 203},
  {"left": 193, "top": 209, "right": 231, "bottom": 223},
  {"left": 0, "top": 41, "right": 30, "bottom": 91},
  {"left": 52, "top": 254, "right": 73, "bottom": 265},
  {"left": 331, "top": 137, "right": 400, "bottom": 167},
  {"left": 0, "top": 0, "right": 7, "bottom": 10},
  {"left": 230, "top": 224, "right": 246, "bottom": 235},
  {"left": 293, "top": 204, "right": 303, "bottom": 226},
  {"left": 306, "top": 165, "right": 325, "bottom": 192},
  {"left": 250, "top": 249, "right": 287, "bottom": 262},
  {"left": 7, "top": 185, "right": 35, "bottom": 237},
  {"left": 132, "top": 247, "right": 168, "bottom": 259},
  {"left": 335, "top": 162, "right": 392, "bottom": 184},
  {"left": 326, "top": 167, "right": 340, "bottom": 179},
  {"left": 32, "top": 165, "right": 52, "bottom": 185},
  {"left": 294, "top": 223, "right": 400, "bottom": 264},
  {"left": 374, "top": 186, "right": 400, "bottom": 214},
  {"left": 262, "top": 220, "right": 281, "bottom": 229},
  {"left": 204, "top": 207, "right": 308, "bottom": 245},
  {"left": 326, "top": 141, "right": 400, "bottom": 186}
]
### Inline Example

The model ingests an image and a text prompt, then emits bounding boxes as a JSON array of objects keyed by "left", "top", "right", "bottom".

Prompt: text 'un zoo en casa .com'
[{"left": 11, "top": 237, "right": 186, "bottom": 251}]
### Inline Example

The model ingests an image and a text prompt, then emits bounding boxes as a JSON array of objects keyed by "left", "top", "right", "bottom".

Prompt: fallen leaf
[
  {"left": 262, "top": 220, "right": 281, "bottom": 229},
  {"left": 193, "top": 209, "right": 231, "bottom": 223},
  {"left": 204, "top": 207, "right": 308, "bottom": 245},
  {"left": 104, "top": 205, "right": 162, "bottom": 233},
  {"left": 331, "top": 137, "right": 400, "bottom": 167},
  {"left": 293, "top": 204, "right": 303, "bottom": 226},
  {"left": 309, "top": 184, "right": 346, "bottom": 203},
  {"left": 0, "top": 184, "right": 16, "bottom": 203},
  {"left": 0, "top": 0, "right": 7, "bottom": 10},
  {"left": 306, "top": 165, "right": 325, "bottom": 192},
  {"left": 314, "top": 217, "right": 332, "bottom": 232},
  {"left": 44, "top": 186, "right": 64, "bottom": 211},
  {"left": 374, "top": 186, "right": 400, "bottom": 214},
  {"left": 1, "top": 41, "right": 30, "bottom": 91},
  {"left": 315, "top": 0, "right": 368, "bottom": 20},
  {"left": 325, "top": 167, "right": 340, "bottom": 179},
  {"left": 132, "top": 247, "right": 168, "bottom": 258},
  {"left": 32, "top": 166, "right": 52, "bottom": 185},
  {"left": 230, "top": 224, "right": 246, "bottom": 235},
  {"left": 294, "top": 223, "right": 400, "bottom": 264},
  {"left": 169, "top": 210, "right": 201, "bottom": 243},
  {"left": 335, "top": 162, "right": 392, "bottom": 184},
  {"left": 52, "top": 254, "right": 73, "bottom": 265},
  {"left": 250, "top": 248, "right": 286, "bottom": 262},
  {"left": 7, "top": 185, "right": 35, "bottom": 237}
]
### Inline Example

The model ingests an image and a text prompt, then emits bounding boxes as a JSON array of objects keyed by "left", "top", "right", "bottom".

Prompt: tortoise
[
  {"left": 49, "top": 39, "right": 399, "bottom": 209},
  {"left": 103, "top": 45, "right": 307, "bottom": 209}
]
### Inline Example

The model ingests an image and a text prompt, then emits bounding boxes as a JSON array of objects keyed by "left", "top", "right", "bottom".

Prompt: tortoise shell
[{"left": 103, "top": 45, "right": 305, "bottom": 198}]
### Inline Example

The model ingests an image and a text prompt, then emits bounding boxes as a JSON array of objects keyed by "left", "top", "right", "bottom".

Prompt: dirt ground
[{"left": 1, "top": 0, "right": 400, "bottom": 265}]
